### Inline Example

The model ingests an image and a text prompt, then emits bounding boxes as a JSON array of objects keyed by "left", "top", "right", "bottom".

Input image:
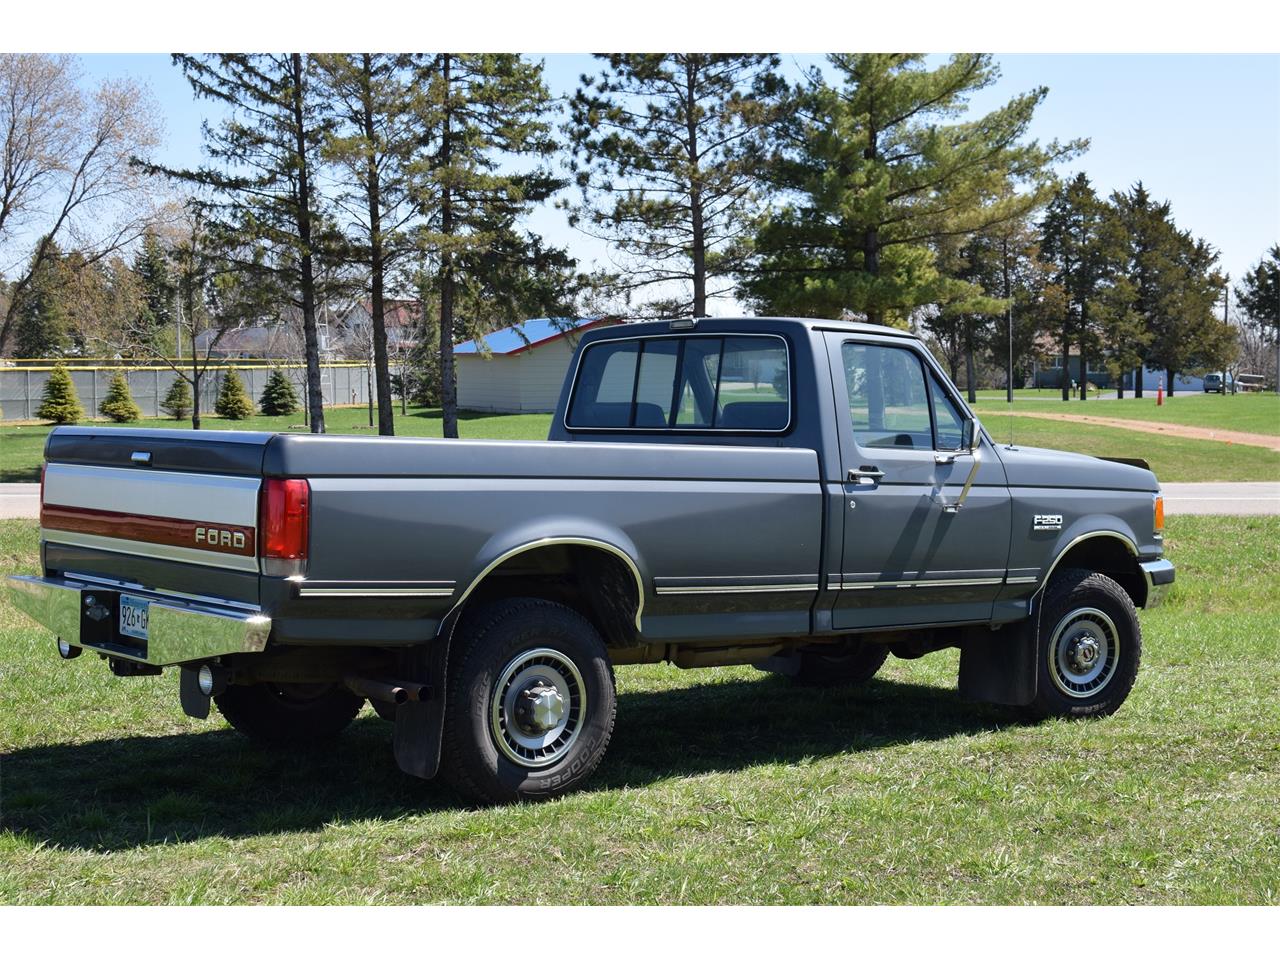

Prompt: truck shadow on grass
[{"left": 1, "top": 674, "right": 1022, "bottom": 852}]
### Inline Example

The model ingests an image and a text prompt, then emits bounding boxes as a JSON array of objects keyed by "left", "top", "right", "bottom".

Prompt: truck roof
[{"left": 594, "top": 316, "right": 921, "bottom": 341}]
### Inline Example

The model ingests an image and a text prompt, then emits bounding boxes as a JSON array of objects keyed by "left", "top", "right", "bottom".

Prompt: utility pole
[
  {"left": 1004, "top": 235, "right": 1013, "bottom": 404},
  {"left": 1222, "top": 280, "right": 1233, "bottom": 394}
]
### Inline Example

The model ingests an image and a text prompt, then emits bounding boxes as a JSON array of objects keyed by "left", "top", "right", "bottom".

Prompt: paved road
[
  {"left": 2, "top": 480, "right": 1276, "bottom": 520},
  {"left": 1158, "top": 482, "right": 1280, "bottom": 516},
  {"left": 0, "top": 483, "right": 40, "bottom": 520}
]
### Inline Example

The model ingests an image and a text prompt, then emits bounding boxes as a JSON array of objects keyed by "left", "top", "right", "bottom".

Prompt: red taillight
[{"left": 260, "top": 478, "right": 310, "bottom": 561}]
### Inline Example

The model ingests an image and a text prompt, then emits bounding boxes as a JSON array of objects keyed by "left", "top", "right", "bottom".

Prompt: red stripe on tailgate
[{"left": 42, "top": 504, "right": 257, "bottom": 557}]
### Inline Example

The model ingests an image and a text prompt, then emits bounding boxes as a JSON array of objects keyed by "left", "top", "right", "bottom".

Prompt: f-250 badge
[{"left": 1033, "top": 514, "right": 1063, "bottom": 531}]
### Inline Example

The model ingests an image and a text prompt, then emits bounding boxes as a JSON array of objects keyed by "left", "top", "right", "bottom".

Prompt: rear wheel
[
  {"left": 214, "top": 682, "right": 364, "bottom": 744},
  {"left": 440, "top": 598, "right": 616, "bottom": 804},
  {"left": 1026, "top": 568, "right": 1141, "bottom": 719}
]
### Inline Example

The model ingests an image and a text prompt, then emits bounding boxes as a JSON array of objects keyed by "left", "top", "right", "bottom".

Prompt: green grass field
[
  {"left": 971, "top": 391, "right": 1280, "bottom": 436},
  {"left": 4, "top": 401, "right": 1276, "bottom": 483},
  {"left": 1, "top": 515, "right": 1277, "bottom": 904},
  {"left": 972, "top": 413, "right": 1280, "bottom": 482},
  {"left": 0, "top": 406, "right": 555, "bottom": 482}
]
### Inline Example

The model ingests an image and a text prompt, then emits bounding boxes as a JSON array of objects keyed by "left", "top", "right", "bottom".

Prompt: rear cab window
[{"left": 567, "top": 334, "right": 791, "bottom": 432}]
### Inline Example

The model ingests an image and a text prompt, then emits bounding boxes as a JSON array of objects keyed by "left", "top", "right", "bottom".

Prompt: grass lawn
[
  {"left": 0, "top": 406, "right": 554, "bottom": 482},
  {"left": 2, "top": 400, "right": 1277, "bottom": 484},
  {"left": 1, "top": 515, "right": 1277, "bottom": 904},
  {"left": 971, "top": 413, "right": 1280, "bottom": 482},
  {"left": 971, "top": 390, "right": 1280, "bottom": 436}
]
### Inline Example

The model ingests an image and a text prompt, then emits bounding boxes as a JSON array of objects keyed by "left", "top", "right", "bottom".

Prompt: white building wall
[{"left": 455, "top": 337, "right": 579, "bottom": 413}]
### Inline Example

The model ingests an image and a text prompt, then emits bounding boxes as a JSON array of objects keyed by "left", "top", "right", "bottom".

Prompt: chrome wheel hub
[
  {"left": 1049, "top": 607, "right": 1120, "bottom": 699},
  {"left": 516, "top": 683, "right": 566, "bottom": 733},
  {"left": 490, "top": 648, "right": 585, "bottom": 768},
  {"left": 1071, "top": 636, "right": 1100, "bottom": 671}
]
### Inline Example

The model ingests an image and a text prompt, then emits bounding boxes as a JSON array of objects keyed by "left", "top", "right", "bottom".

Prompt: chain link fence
[{"left": 0, "top": 363, "right": 370, "bottom": 422}]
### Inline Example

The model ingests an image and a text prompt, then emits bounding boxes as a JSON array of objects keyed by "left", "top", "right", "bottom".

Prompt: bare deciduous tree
[{"left": 0, "top": 53, "right": 162, "bottom": 352}]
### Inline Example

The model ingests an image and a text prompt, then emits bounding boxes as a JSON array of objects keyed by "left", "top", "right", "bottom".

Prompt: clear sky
[{"left": 74, "top": 53, "right": 1280, "bottom": 311}]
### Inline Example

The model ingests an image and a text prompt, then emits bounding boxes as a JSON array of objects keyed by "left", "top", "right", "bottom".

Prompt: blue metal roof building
[
  {"left": 454, "top": 317, "right": 620, "bottom": 413},
  {"left": 454, "top": 317, "right": 612, "bottom": 356}
]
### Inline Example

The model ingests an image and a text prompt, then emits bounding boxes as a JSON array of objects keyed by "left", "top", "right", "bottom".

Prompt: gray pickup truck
[{"left": 6, "top": 317, "right": 1174, "bottom": 803}]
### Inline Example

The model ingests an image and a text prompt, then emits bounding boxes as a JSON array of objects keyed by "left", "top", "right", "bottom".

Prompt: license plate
[{"left": 119, "top": 595, "right": 150, "bottom": 642}]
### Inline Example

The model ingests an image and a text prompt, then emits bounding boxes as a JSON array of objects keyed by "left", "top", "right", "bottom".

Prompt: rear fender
[{"left": 393, "top": 521, "right": 646, "bottom": 782}]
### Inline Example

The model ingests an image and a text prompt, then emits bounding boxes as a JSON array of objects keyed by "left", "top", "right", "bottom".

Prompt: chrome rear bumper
[
  {"left": 4, "top": 574, "right": 270, "bottom": 666},
  {"left": 1139, "top": 558, "right": 1175, "bottom": 608}
]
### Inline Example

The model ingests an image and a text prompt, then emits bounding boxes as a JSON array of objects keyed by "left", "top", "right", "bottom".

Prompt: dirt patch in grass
[{"left": 992, "top": 411, "right": 1280, "bottom": 451}]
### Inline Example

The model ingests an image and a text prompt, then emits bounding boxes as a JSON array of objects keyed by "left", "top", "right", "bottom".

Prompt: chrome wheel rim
[
  {"left": 489, "top": 647, "right": 585, "bottom": 768},
  {"left": 1048, "top": 607, "right": 1120, "bottom": 699}
]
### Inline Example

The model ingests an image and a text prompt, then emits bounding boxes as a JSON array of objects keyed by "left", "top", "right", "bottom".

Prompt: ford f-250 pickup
[{"left": 6, "top": 317, "right": 1174, "bottom": 803}]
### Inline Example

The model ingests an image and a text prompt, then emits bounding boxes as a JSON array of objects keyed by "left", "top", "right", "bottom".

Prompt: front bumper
[
  {"left": 4, "top": 574, "right": 271, "bottom": 666},
  {"left": 1140, "top": 558, "right": 1175, "bottom": 608}
]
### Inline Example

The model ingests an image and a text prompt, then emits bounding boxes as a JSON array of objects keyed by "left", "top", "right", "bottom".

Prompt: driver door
[{"left": 824, "top": 333, "right": 1011, "bottom": 630}]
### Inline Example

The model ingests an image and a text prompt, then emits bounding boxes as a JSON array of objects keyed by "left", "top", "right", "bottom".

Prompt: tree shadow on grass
[{"left": 0, "top": 674, "right": 1023, "bottom": 852}]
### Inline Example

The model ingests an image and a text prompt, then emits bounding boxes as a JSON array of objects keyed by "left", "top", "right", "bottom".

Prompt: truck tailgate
[{"left": 39, "top": 427, "right": 271, "bottom": 605}]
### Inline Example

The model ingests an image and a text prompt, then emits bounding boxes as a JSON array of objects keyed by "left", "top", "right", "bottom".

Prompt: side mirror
[{"left": 961, "top": 418, "right": 978, "bottom": 452}]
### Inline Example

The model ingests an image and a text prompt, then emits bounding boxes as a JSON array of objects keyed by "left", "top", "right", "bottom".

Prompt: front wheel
[
  {"left": 440, "top": 598, "right": 616, "bottom": 804},
  {"left": 1026, "top": 568, "right": 1142, "bottom": 719}
]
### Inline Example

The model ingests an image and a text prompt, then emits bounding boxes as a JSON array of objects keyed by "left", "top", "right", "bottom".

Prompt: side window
[
  {"left": 567, "top": 335, "right": 790, "bottom": 431},
  {"left": 632, "top": 338, "right": 679, "bottom": 427},
  {"left": 567, "top": 340, "right": 638, "bottom": 427},
  {"left": 674, "top": 337, "right": 721, "bottom": 428},
  {"left": 716, "top": 337, "right": 789, "bottom": 430},
  {"left": 841, "top": 342, "right": 931, "bottom": 449},
  {"left": 929, "top": 373, "right": 966, "bottom": 450}
]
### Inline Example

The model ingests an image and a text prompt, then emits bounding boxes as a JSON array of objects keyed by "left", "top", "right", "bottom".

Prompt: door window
[
  {"left": 929, "top": 372, "right": 967, "bottom": 450},
  {"left": 841, "top": 342, "right": 969, "bottom": 451},
  {"left": 841, "top": 343, "right": 932, "bottom": 449}
]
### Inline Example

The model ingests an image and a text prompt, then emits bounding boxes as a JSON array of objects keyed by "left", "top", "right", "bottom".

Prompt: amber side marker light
[{"left": 1154, "top": 495, "right": 1165, "bottom": 534}]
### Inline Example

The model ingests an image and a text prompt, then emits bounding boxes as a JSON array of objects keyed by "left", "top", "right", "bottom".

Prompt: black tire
[
  {"left": 440, "top": 598, "right": 616, "bottom": 804},
  {"left": 790, "top": 639, "right": 889, "bottom": 686},
  {"left": 1026, "top": 568, "right": 1141, "bottom": 720},
  {"left": 214, "top": 682, "right": 365, "bottom": 744}
]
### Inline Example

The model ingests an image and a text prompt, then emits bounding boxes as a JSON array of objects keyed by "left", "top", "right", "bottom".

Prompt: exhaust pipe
[{"left": 345, "top": 676, "right": 431, "bottom": 705}]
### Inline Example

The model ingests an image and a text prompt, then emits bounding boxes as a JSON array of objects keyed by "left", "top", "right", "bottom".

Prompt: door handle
[{"left": 848, "top": 466, "right": 884, "bottom": 485}]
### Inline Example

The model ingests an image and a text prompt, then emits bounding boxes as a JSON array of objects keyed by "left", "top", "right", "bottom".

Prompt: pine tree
[
  {"left": 406, "top": 267, "right": 441, "bottom": 406},
  {"left": 152, "top": 55, "right": 335, "bottom": 433},
  {"left": 214, "top": 367, "right": 255, "bottom": 420},
  {"left": 744, "top": 54, "right": 1082, "bottom": 325},
  {"left": 411, "top": 53, "right": 578, "bottom": 439},
  {"left": 36, "top": 363, "right": 83, "bottom": 423},
  {"left": 132, "top": 230, "right": 174, "bottom": 350},
  {"left": 13, "top": 240, "right": 71, "bottom": 357},
  {"left": 1107, "top": 184, "right": 1182, "bottom": 397},
  {"left": 98, "top": 369, "right": 142, "bottom": 422},
  {"left": 566, "top": 55, "right": 781, "bottom": 317},
  {"left": 1147, "top": 232, "right": 1233, "bottom": 395},
  {"left": 1040, "top": 174, "right": 1113, "bottom": 401},
  {"left": 160, "top": 377, "right": 193, "bottom": 419},
  {"left": 259, "top": 367, "right": 300, "bottom": 416},
  {"left": 314, "top": 54, "right": 418, "bottom": 436}
]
